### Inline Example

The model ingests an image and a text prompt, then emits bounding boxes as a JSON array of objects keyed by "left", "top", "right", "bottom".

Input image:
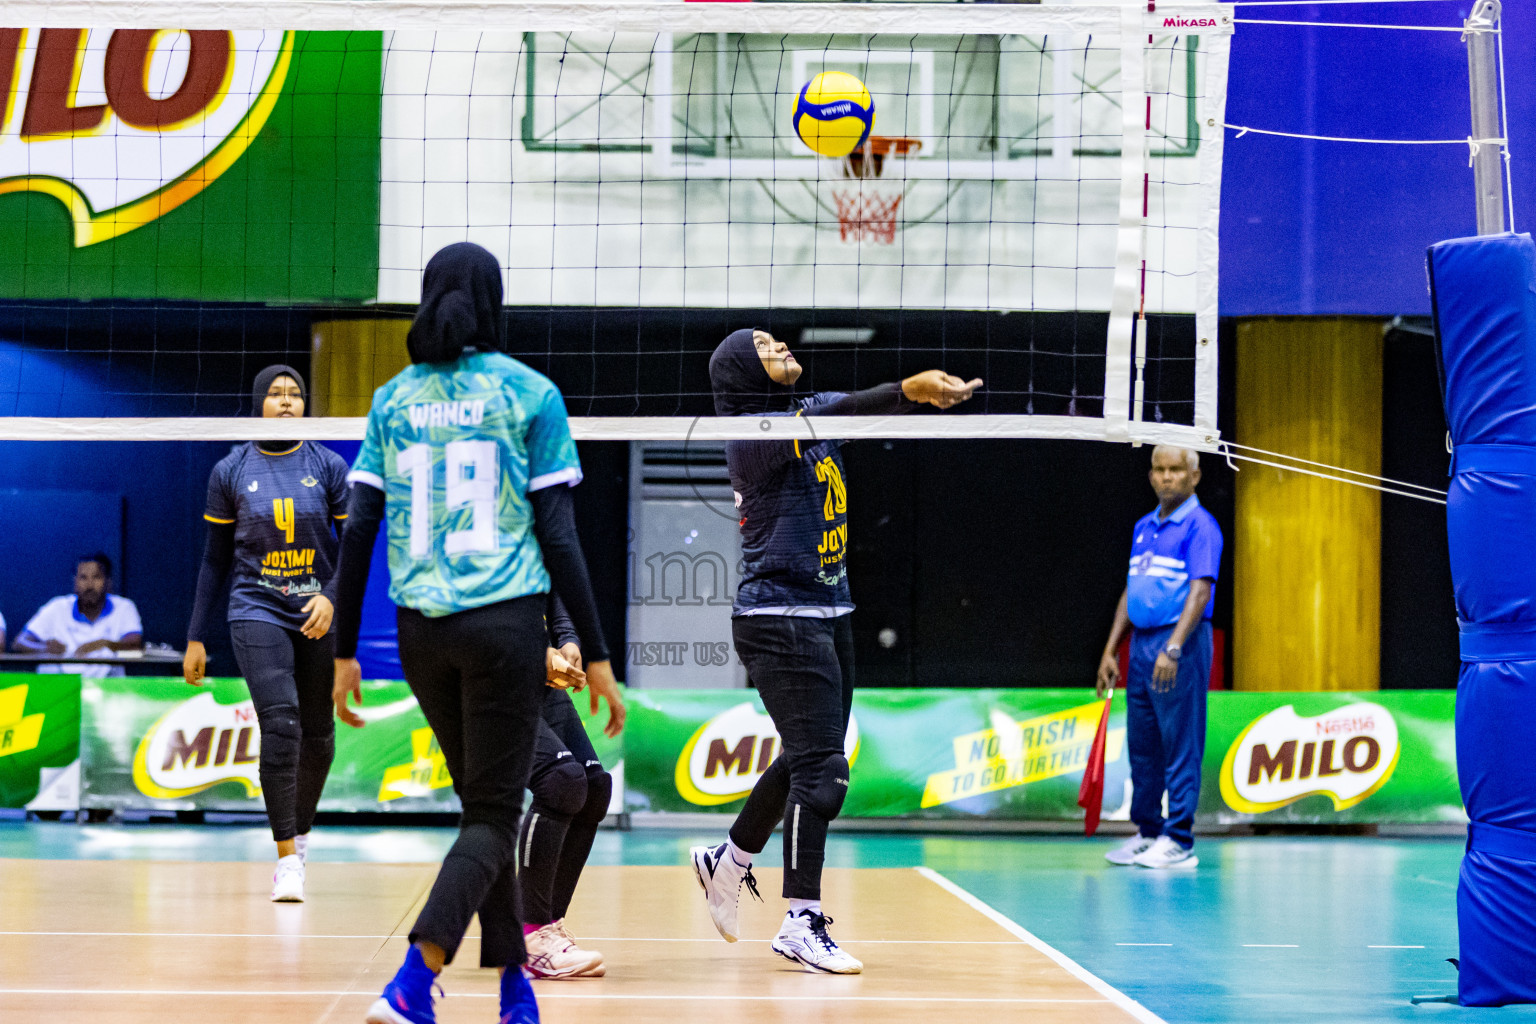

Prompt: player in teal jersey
[
  {"left": 344, "top": 356, "right": 580, "bottom": 617},
  {"left": 330, "top": 243, "right": 616, "bottom": 1024}
]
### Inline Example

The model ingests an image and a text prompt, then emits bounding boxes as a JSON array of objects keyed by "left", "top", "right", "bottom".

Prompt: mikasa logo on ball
[
  {"left": 1220, "top": 702, "right": 1400, "bottom": 814},
  {"left": 0, "top": 29, "right": 293, "bottom": 246},
  {"left": 675, "top": 702, "right": 859, "bottom": 806}
]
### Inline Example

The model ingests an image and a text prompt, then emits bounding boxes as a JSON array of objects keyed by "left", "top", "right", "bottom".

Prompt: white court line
[
  {"left": 0, "top": 931, "right": 1019, "bottom": 945},
  {"left": 1116, "top": 943, "right": 1174, "bottom": 947},
  {"left": 915, "top": 866, "right": 1169, "bottom": 1024},
  {"left": 0, "top": 989, "right": 1105, "bottom": 1003},
  {"left": 1242, "top": 944, "right": 1299, "bottom": 948},
  {"left": 1368, "top": 945, "right": 1426, "bottom": 949}
]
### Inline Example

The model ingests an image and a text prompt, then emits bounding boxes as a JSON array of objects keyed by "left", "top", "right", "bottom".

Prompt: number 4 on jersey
[{"left": 273, "top": 498, "right": 296, "bottom": 544}]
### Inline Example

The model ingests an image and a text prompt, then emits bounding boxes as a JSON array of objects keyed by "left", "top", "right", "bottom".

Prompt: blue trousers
[{"left": 1126, "top": 621, "right": 1212, "bottom": 848}]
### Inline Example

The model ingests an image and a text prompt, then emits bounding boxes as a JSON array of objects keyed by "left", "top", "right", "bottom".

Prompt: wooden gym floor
[
  {"left": 0, "top": 856, "right": 1152, "bottom": 1024},
  {"left": 0, "top": 823, "right": 1510, "bottom": 1023}
]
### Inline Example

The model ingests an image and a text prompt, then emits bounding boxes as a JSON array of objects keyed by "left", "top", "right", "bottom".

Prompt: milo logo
[
  {"left": 675, "top": 702, "right": 859, "bottom": 806},
  {"left": 1220, "top": 702, "right": 1400, "bottom": 814},
  {"left": 0, "top": 28, "right": 292, "bottom": 245},
  {"left": 132, "top": 691, "right": 263, "bottom": 800}
]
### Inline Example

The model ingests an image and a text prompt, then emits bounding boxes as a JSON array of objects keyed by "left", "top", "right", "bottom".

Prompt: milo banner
[
  {"left": 1204, "top": 692, "right": 1462, "bottom": 824},
  {"left": 0, "top": 673, "right": 81, "bottom": 810},
  {"left": 0, "top": 29, "right": 380, "bottom": 301},
  {"left": 627, "top": 689, "right": 1465, "bottom": 825},
  {"left": 77, "top": 676, "right": 620, "bottom": 814},
  {"left": 40, "top": 678, "right": 1464, "bottom": 824}
]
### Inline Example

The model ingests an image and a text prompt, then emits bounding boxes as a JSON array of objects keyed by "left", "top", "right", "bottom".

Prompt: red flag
[{"left": 1077, "top": 690, "right": 1114, "bottom": 837}]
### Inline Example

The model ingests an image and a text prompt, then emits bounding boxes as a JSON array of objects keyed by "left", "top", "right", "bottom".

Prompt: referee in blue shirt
[{"left": 1097, "top": 445, "right": 1223, "bottom": 870}]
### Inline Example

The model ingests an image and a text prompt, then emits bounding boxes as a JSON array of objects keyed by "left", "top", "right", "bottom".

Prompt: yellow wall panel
[
  {"left": 309, "top": 318, "right": 411, "bottom": 418},
  {"left": 1234, "top": 318, "right": 1382, "bottom": 691}
]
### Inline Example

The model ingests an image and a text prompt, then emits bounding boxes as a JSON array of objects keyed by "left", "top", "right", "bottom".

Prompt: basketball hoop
[{"left": 833, "top": 136, "right": 921, "bottom": 245}]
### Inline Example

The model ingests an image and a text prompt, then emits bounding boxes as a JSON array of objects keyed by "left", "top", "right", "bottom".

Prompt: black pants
[
  {"left": 728, "top": 614, "right": 855, "bottom": 900},
  {"left": 493, "top": 688, "right": 611, "bottom": 964},
  {"left": 229, "top": 620, "right": 336, "bottom": 844},
  {"left": 397, "top": 595, "right": 547, "bottom": 968}
]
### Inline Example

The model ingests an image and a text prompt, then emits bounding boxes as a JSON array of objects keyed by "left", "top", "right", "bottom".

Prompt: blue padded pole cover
[{"left": 1430, "top": 231, "right": 1536, "bottom": 1006}]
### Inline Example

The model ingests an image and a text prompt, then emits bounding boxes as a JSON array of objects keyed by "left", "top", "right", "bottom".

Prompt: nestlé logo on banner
[
  {"left": 1220, "top": 701, "right": 1400, "bottom": 814},
  {"left": 0, "top": 28, "right": 292, "bottom": 245},
  {"left": 675, "top": 702, "right": 860, "bottom": 806},
  {"left": 132, "top": 691, "right": 263, "bottom": 799}
]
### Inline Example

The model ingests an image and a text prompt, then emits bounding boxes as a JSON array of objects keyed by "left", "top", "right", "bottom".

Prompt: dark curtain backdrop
[{"left": 0, "top": 304, "right": 1451, "bottom": 687}]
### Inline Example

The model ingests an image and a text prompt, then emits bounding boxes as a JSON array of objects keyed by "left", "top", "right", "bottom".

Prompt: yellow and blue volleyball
[{"left": 793, "top": 71, "right": 875, "bottom": 158}]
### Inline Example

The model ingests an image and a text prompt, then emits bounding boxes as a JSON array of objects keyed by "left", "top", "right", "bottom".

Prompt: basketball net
[{"left": 833, "top": 136, "right": 920, "bottom": 245}]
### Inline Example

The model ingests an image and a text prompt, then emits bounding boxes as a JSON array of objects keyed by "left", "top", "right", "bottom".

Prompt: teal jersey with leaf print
[{"left": 348, "top": 351, "right": 582, "bottom": 617}]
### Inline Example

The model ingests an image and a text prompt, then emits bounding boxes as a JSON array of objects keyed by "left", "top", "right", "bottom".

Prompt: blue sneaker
[
  {"left": 499, "top": 965, "right": 540, "bottom": 1024},
  {"left": 367, "top": 945, "right": 441, "bottom": 1024}
]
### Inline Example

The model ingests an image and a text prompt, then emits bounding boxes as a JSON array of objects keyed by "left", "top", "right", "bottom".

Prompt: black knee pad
[
  {"left": 300, "top": 711, "right": 336, "bottom": 741},
  {"left": 299, "top": 732, "right": 335, "bottom": 763},
  {"left": 257, "top": 711, "right": 301, "bottom": 766},
  {"left": 575, "top": 769, "right": 612, "bottom": 825},
  {"left": 529, "top": 758, "right": 588, "bottom": 819},
  {"left": 794, "top": 754, "right": 850, "bottom": 821},
  {"left": 461, "top": 802, "right": 522, "bottom": 834}
]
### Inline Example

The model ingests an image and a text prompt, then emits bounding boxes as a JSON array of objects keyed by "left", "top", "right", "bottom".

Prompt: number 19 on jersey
[{"left": 397, "top": 440, "right": 500, "bottom": 558}]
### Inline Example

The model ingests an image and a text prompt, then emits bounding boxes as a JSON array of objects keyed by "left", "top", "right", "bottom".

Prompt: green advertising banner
[
  {"left": 76, "top": 676, "right": 622, "bottom": 814},
  {"left": 81, "top": 676, "right": 458, "bottom": 812},
  {"left": 0, "top": 30, "right": 380, "bottom": 302},
  {"left": 58, "top": 678, "right": 1464, "bottom": 826},
  {"left": 625, "top": 688, "right": 1466, "bottom": 825},
  {"left": 1200, "top": 691, "right": 1463, "bottom": 825},
  {"left": 0, "top": 673, "right": 81, "bottom": 808}
]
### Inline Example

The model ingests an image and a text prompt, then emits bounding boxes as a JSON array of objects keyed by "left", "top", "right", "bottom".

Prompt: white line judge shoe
[
  {"left": 1133, "top": 835, "right": 1199, "bottom": 870},
  {"left": 1104, "top": 834, "right": 1156, "bottom": 866}
]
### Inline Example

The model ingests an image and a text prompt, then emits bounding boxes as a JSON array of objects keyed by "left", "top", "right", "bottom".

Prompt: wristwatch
[{"left": 1163, "top": 643, "right": 1182, "bottom": 661}]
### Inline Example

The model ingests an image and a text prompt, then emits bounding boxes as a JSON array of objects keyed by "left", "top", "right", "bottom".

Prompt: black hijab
[
  {"left": 252, "top": 364, "right": 306, "bottom": 416},
  {"left": 709, "top": 328, "right": 794, "bottom": 416},
  {"left": 251, "top": 363, "right": 306, "bottom": 453},
  {"left": 407, "top": 242, "right": 507, "bottom": 364}
]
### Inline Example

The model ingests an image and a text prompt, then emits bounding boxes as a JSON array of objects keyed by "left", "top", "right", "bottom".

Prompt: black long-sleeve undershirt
[
  {"left": 530, "top": 485, "right": 609, "bottom": 664},
  {"left": 546, "top": 592, "right": 580, "bottom": 652},
  {"left": 806, "top": 381, "right": 909, "bottom": 417},
  {"left": 186, "top": 521, "right": 235, "bottom": 643},
  {"left": 331, "top": 482, "right": 609, "bottom": 665},
  {"left": 332, "top": 483, "right": 384, "bottom": 660}
]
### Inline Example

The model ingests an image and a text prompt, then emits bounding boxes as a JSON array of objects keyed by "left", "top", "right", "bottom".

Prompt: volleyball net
[{"left": 0, "top": 1, "right": 1234, "bottom": 450}]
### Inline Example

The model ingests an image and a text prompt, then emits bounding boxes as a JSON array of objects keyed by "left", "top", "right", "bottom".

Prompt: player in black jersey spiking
[{"left": 184, "top": 365, "right": 350, "bottom": 902}]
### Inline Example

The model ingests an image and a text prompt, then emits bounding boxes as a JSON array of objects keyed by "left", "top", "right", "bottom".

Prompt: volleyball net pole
[{"left": 1464, "top": 0, "right": 1506, "bottom": 235}]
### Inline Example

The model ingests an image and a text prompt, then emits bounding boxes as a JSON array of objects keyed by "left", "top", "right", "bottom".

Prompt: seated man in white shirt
[{"left": 14, "top": 553, "right": 143, "bottom": 677}]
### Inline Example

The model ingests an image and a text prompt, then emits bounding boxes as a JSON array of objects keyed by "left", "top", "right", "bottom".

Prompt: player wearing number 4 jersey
[
  {"left": 331, "top": 243, "right": 614, "bottom": 1024},
  {"left": 183, "top": 365, "right": 349, "bottom": 903}
]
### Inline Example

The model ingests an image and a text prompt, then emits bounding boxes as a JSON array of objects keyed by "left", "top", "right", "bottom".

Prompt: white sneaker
[
  {"left": 770, "top": 910, "right": 863, "bottom": 974},
  {"left": 271, "top": 854, "right": 305, "bottom": 902},
  {"left": 524, "top": 921, "right": 604, "bottom": 979},
  {"left": 1133, "top": 835, "right": 1199, "bottom": 870},
  {"left": 553, "top": 920, "right": 605, "bottom": 977},
  {"left": 294, "top": 832, "right": 309, "bottom": 864},
  {"left": 690, "top": 843, "right": 761, "bottom": 943},
  {"left": 1104, "top": 834, "right": 1156, "bottom": 866}
]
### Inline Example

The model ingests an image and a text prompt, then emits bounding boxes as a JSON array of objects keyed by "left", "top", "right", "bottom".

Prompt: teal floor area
[{"left": 2, "top": 820, "right": 1529, "bottom": 1024}]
